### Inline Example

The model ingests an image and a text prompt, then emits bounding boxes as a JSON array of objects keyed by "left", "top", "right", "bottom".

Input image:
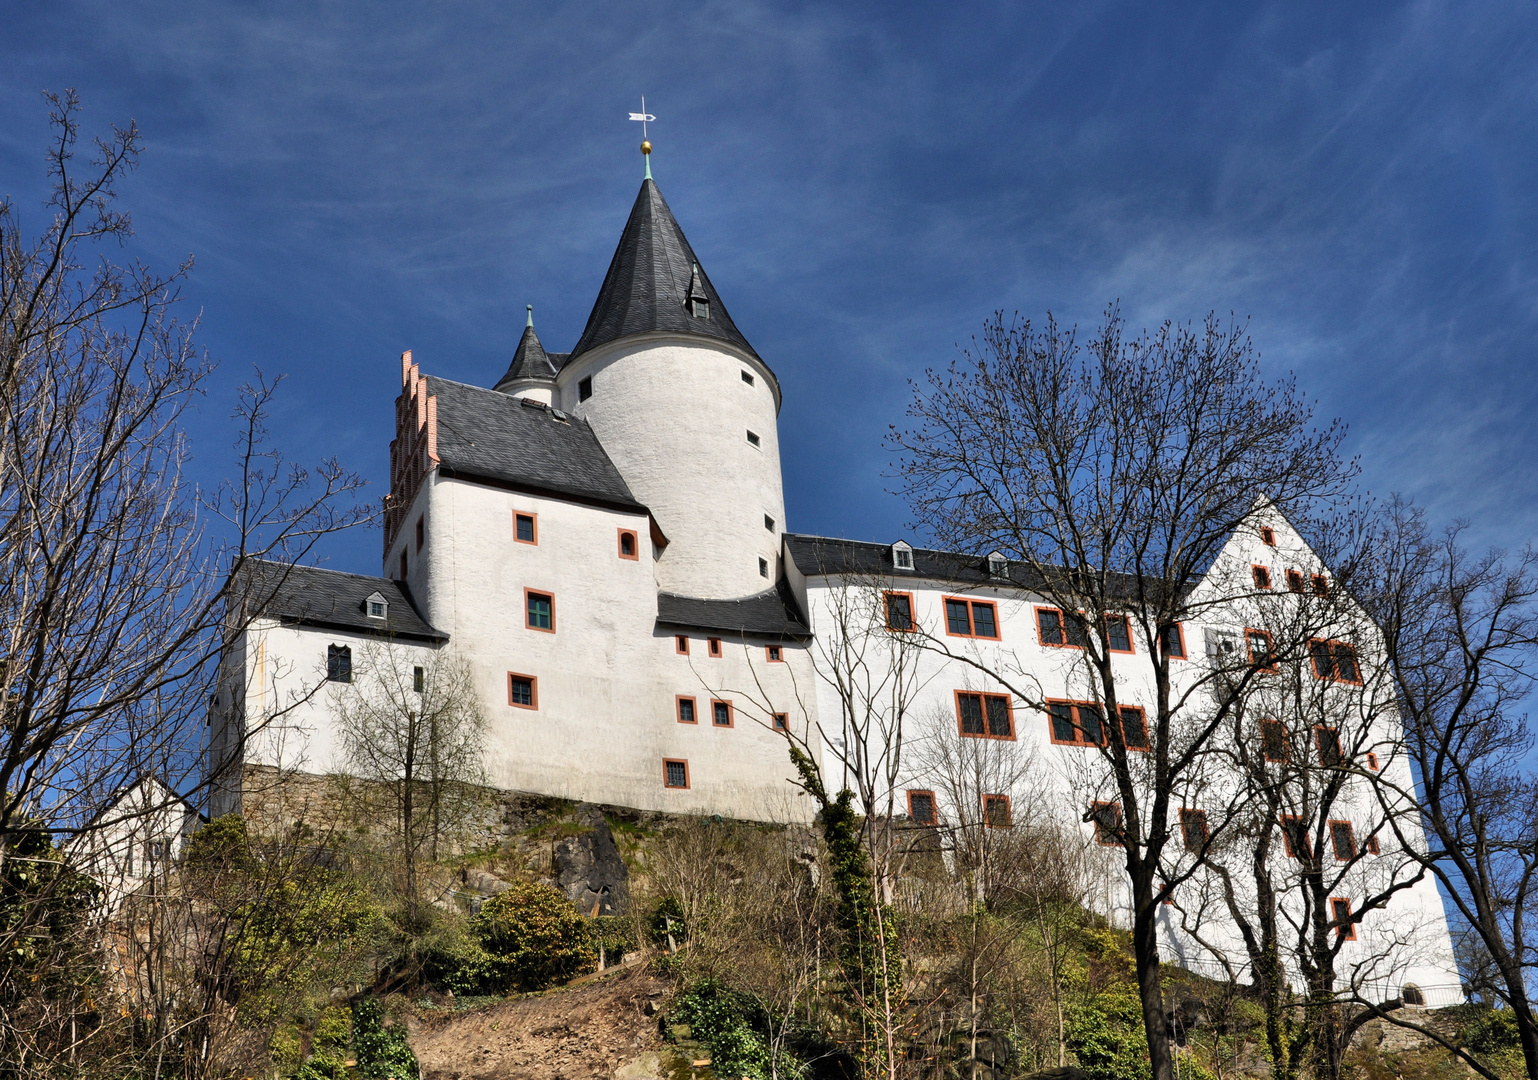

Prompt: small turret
[{"left": 494, "top": 305, "right": 560, "bottom": 402}]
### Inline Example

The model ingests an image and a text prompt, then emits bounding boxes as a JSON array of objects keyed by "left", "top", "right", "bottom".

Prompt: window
[
  {"left": 884, "top": 591, "right": 915, "bottom": 631},
  {"left": 416, "top": 517, "right": 425, "bottom": 552},
  {"left": 987, "top": 552, "right": 1008, "bottom": 578},
  {"left": 746, "top": 430, "right": 761, "bottom": 447},
  {"left": 663, "top": 758, "right": 689, "bottom": 789},
  {"left": 1366, "top": 752, "right": 1379, "bottom": 771},
  {"left": 525, "top": 589, "right": 555, "bottom": 632},
  {"left": 676, "top": 635, "right": 689, "bottom": 655},
  {"left": 1366, "top": 835, "right": 1381, "bottom": 855},
  {"left": 1260, "top": 719, "right": 1289, "bottom": 762},
  {"left": 956, "top": 691, "right": 1015, "bottom": 739},
  {"left": 708, "top": 637, "right": 722, "bottom": 657},
  {"left": 765, "top": 645, "right": 783, "bottom": 662},
  {"left": 1311, "top": 573, "right": 1330, "bottom": 596},
  {"left": 1260, "top": 526, "right": 1277, "bottom": 546},
  {"left": 1331, "top": 898, "right": 1356, "bottom": 941},
  {"left": 1037, "top": 606, "right": 1088, "bottom": 648},
  {"left": 891, "top": 542, "right": 914, "bottom": 571},
  {"left": 514, "top": 512, "right": 538, "bottom": 544},
  {"left": 1161, "top": 623, "right": 1187, "bottom": 659},
  {"left": 1105, "top": 614, "right": 1134, "bottom": 653},
  {"left": 945, "top": 597, "right": 999, "bottom": 639},
  {"left": 413, "top": 666, "right": 424, "bottom": 693},
  {"left": 508, "top": 673, "right": 537, "bottom": 709},
  {"left": 907, "top": 790, "right": 937, "bottom": 826},
  {"left": 1330, "top": 820, "right": 1356, "bottom": 861},
  {"left": 1180, "top": 808, "right": 1210, "bottom": 853},
  {"left": 677, "top": 696, "right": 697, "bottom": 724},
  {"left": 1252, "top": 565, "right": 1272, "bottom": 590},
  {"left": 1315, "top": 726, "right": 1344, "bottom": 767},
  {"left": 759, "top": 557, "right": 769, "bottom": 577},
  {"left": 1091, "top": 801, "right": 1124, "bottom": 846},
  {"left": 1047, "top": 700, "right": 1103, "bottom": 747},
  {"left": 578, "top": 376, "right": 593, "bottom": 402},
  {"left": 366, "top": 594, "right": 388, "bottom": 619},
  {"left": 691, "top": 297, "right": 710, "bottom": 319},
  {"left": 400, "top": 551, "right": 408, "bottom": 578},
  {"left": 983, "top": 794, "right": 1013, "bottom": 828},
  {"left": 1286, "top": 569, "right": 1305, "bottom": 593},
  {"left": 1280, "top": 815, "right": 1308, "bottom": 859},
  {"left": 741, "top": 370, "right": 755, "bottom": 385},
  {"left": 764, "top": 514, "right": 775, "bottom": 531},
  {"left": 1401, "top": 983, "right": 1424, "bottom": 1006},
  {"left": 1246, "top": 629, "right": 1277, "bottom": 671},
  {"left": 1113, "top": 706, "right": 1149, "bottom": 750},
  {"left": 618, "top": 529, "right": 639, "bottom": 559},
  {"left": 772, "top": 712, "right": 788, "bottom": 731},
  {"left": 327, "top": 645, "right": 352, "bottom": 683},
  {"left": 712, "top": 699, "right": 734, "bottom": 727},
  {"left": 1309, "top": 639, "right": 1362, "bottom": 683}
]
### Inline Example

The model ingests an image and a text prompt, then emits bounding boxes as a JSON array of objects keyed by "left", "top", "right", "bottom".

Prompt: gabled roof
[
  {"left": 425, "top": 375, "right": 646, "bottom": 512},
  {"left": 656, "top": 580, "right": 812, "bottom": 641},
  {"left": 494, "top": 322, "right": 559, "bottom": 391},
  {"left": 234, "top": 560, "right": 447, "bottom": 643},
  {"left": 569, "top": 178, "right": 766, "bottom": 370}
]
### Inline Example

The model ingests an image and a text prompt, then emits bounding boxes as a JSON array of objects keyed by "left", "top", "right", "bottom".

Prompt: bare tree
[
  {"left": 332, "top": 644, "right": 486, "bottom": 922},
  {"left": 892, "top": 307, "right": 1357, "bottom": 1080}
]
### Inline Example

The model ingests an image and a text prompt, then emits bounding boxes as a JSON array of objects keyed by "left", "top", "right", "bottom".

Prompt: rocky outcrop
[{"left": 554, "top": 810, "right": 629, "bottom": 916}]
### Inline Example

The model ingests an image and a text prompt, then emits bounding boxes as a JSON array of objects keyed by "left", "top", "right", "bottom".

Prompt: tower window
[
  {"left": 514, "top": 512, "right": 538, "bottom": 544},
  {"left": 399, "top": 551, "right": 408, "bottom": 578},
  {"left": 708, "top": 637, "right": 722, "bottom": 657},
  {"left": 327, "top": 645, "right": 352, "bottom": 683},
  {"left": 525, "top": 590, "right": 555, "bottom": 632},
  {"left": 765, "top": 645, "right": 783, "bottom": 662},
  {"left": 691, "top": 297, "right": 710, "bottom": 319},
  {"left": 746, "top": 430, "right": 760, "bottom": 447},
  {"left": 618, "top": 530, "right": 639, "bottom": 560},
  {"left": 676, "top": 635, "right": 689, "bottom": 655},
  {"left": 508, "top": 673, "right": 537, "bottom": 709},
  {"left": 578, "top": 376, "right": 593, "bottom": 402},
  {"left": 772, "top": 712, "right": 788, "bottom": 731},
  {"left": 759, "top": 557, "right": 769, "bottom": 577},
  {"left": 741, "top": 370, "right": 755, "bottom": 385},
  {"left": 413, "top": 666, "right": 424, "bottom": 693},
  {"left": 764, "top": 514, "right": 775, "bottom": 531},
  {"left": 416, "top": 517, "right": 424, "bottom": 552}
]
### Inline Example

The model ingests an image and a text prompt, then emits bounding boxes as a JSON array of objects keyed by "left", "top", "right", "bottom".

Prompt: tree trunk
[{"left": 1131, "top": 878, "right": 1175, "bottom": 1080}]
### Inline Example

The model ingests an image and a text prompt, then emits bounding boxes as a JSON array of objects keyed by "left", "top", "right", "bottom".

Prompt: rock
[
  {"left": 612, "top": 1051, "right": 666, "bottom": 1080},
  {"left": 554, "top": 811, "right": 630, "bottom": 916},
  {"left": 668, "top": 1024, "right": 692, "bottom": 1041},
  {"left": 460, "top": 867, "right": 512, "bottom": 896},
  {"left": 643, "top": 1000, "right": 658, "bottom": 1016}
]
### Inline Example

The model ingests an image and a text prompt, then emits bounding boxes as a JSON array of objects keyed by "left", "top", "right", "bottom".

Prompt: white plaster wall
[{"left": 558, "top": 336, "right": 786, "bottom": 600}]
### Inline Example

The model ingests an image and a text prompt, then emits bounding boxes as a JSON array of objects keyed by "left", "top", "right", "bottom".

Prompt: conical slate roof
[
  {"left": 569, "top": 178, "right": 761, "bottom": 363},
  {"left": 494, "top": 317, "right": 558, "bottom": 392}
]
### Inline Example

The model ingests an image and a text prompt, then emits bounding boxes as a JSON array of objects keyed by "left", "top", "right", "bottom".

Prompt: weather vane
[{"left": 628, "top": 96, "right": 656, "bottom": 179}]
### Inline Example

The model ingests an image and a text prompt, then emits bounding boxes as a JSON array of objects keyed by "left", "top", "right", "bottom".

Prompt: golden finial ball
[{"left": 641, "top": 139, "right": 652, "bottom": 155}]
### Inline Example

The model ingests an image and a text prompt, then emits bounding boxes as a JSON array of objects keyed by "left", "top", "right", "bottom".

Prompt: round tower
[{"left": 556, "top": 173, "right": 785, "bottom": 601}]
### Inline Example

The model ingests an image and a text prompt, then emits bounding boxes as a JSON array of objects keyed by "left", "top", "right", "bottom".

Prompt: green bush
[
  {"left": 650, "top": 895, "right": 687, "bottom": 948},
  {"left": 1065, "top": 988, "right": 1150, "bottom": 1080},
  {"left": 469, "top": 881, "right": 596, "bottom": 993},
  {"left": 1462, "top": 1006, "right": 1522, "bottom": 1055},
  {"left": 670, "top": 979, "right": 781, "bottom": 1080},
  {"left": 352, "top": 998, "right": 418, "bottom": 1080}
]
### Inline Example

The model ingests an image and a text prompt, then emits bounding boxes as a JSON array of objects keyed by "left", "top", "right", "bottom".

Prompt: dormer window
[
  {"left": 891, "top": 541, "right": 915, "bottom": 572},
  {"left": 364, "top": 592, "right": 389, "bottom": 620},
  {"left": 691, "top": 297, "right": 710, "bottom": 319},
  {"left": 687, "top": 262, "right": 710, "bottom": 320},
  {"left": 987, "top": 551, "right": 1008, "bottom": 578}
]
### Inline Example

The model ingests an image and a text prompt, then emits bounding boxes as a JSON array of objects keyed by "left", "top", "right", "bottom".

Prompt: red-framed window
[
  {"left": 1330, "top": 897, "right": 1356, "bottom": 941},
  {"left": 708, "top": 637, "right": 722, "bottom": 657},
  {"left": 1311, "top": 573, "right": 1330, "bottom": 596},
  {"left": 514, "top": 511, "right": 538, "bottom": 545},
  {"left": 508, "top": 673, "right": 538, "bottom": 710},
  {"left": 1037, "top": 606, "right": 1088, "bottom": 648},
  {"left": 1180, "top": 808, "right": 1210, "bottom": 853},
  {"left": 525, "top": 589, "right": 555, "bottom": 633},
  {"left": 1252, "top": 565, "right": 1273, "bottom": 590},
  {"left": 772, "top": 712, "right": 788, "bottom": 731},
  {"left": 1329, "top": 820, "right": 1356, "bottom": 861},
  {"left": 1309, "top": 639, "right": 1362, "bottom": 684},
  {"left": 676, "top": 695, "right": 697, "bottom": 724},
  {"left": 1246, "top": 629, "right": 1277, "bottom": 671},
  {"left": 1315, "top": 726, "right": 1344, "bottom": 767},
  {"left": 1286, "top": 569, "right": 1305, "bottom": 593},
  {"left": 1047, "top": 700, "right": 1103, "bottom": 747},
  {"left": 908, "top": 790, "right": 938, "bottom": 825},
  {"left": 663, "top": 758, "right": 690, "bottom": 789},
  {"left": 1160, "top": 622, "right": 1188, "bottom": 659},
  {"left": 765, "top": 645, "right": 784, "bottom": 662},
  {"left": 956, "top": 691, "right": 1014, "bottom": 739},
  {"left": 1366, "top": 751, "right": 1379, "bottom": 771},
  {"left": 676, "top": 635, "right": 689, "bottom": 655},
  {"left": 1260, "top": 719, "right": 1289, "bottom": 763},
  {"left": 982, "top": 794, "right": 1013, "bottom": 828},
  {"left": 1113, "top": 705, "right": 1149, "bottom": 749},
  {"left": 618, "top": 529, "right": 639, "bottom": 560},
  {"left": 1091, "top": 801, "right": 1124, "bottom": 846},
  {"left": 1260, "top": 526, "right": 1277, "bottom": 546},
  {"left": 884, "top": 591, "right": 915, "bottom": 632},
  {"left": 1280, "top": 815, "right": 1308, "bottom": 859},
  {"left": 1105, "top": 614, "right": 1134, "bottom": 654},
  {"left": 945, "top": 597, "right": 1000, "bottom": 639},
  {"left": 1366, "top": 835, "right": 1381, "bottom": 855},
  {"left": 711, "top": 699, "right": 734, "bottom": 728}
]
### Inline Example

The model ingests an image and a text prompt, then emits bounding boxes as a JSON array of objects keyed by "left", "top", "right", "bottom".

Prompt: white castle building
[{"left": 208, "top": 162, "right": 1462, "bottom": 1005}]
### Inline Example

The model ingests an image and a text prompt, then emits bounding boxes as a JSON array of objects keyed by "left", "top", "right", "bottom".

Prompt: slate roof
[
  {"left": 784, "top": 534, "right": 1186, "bottom": 604},
  {"left": 425, "top": 376, "right": 645, "bottom": 512},
  {"left": 656, "top": 581, "right": 812, "bottom": 640},
  {"left": 569, "top": 179, "right": 769, "bottom": 375},
  {"left": 234, "top": 560, "right": 447, "bottom": 643},
  {"left": 493, "top": 323, "right": 559, "bottom": 391}
]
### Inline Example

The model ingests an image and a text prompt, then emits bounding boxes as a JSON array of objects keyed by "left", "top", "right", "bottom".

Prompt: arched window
[
  {"left": 327, "top": 644, "right": 352, "bottom": 683},
  {"left": 1401, "top": 984, "right": 1425, "bottom": 1007}
]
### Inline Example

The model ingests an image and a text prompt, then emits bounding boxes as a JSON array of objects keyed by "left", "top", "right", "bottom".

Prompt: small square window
[
  {"left": 764, "top": 514, "right": 775, "bottom": 531},
  {"left": 765, "top": 645, "right": 783, "bottom": 662},
  {"left": 712, "top": 699, "right": 733, "bottom": 727},
  {"left": 578, "top": 376, "right": 593, "bottom": 402},
  {"left": 746, "top": 430, "right": 760, "bottom": 447},
  {"left": 618, "top": 529, "right": 639, "bottom": 560},
  {"left": 772, "top": 712, "right": 788, "bottom": 731},
  {"left": 514, "top": 512, "right": 538, "bottom": 544},
  {"left": 907, "top": 790, "right": 937, "bottom": 826},
  {"left": 1252, "top": 565, "right": 1272, "bottom": 590},
  {"left": 1366, "top": 751, "right": 1379, "bottom": 770},
  {"left": 677, "top": 696, "right": 697, "bottom": 724},
  {"left": 413, "top": 666, "right": 424, "bottom": 693},
  {"left": 1246, "top": 629, "right": 1277, "bottom": 671},
  {"left": 982, "top": 794, "right": 1012, "bottom": 828},
  {"left": 759, "top": 557, "right": 769, "bottom": 577},
  {"left": 1091, "top": 801, "right": 1124, "bottom": 846},
  {"left": 508, "top": 673, "right": 537, "bottom": 709},
  {"left": 1311, "top": 573, "right": 1330, "bottom": 596},
  {"left": 663, "top": 758, "right": 689, "bottom": 789},
  {"left": 327, "top": 645, "right": 352, "bottom": 683},
  {"left": 367, "top": 600, "right": 387, "bottom": 619},
  {"left": 526, "top": 590, "right": 555, "bottom": 632},
  {"left": 1180, "top": 808, "right": 1210, "bottom": 853},
  {"left": 708, "top": 637, "right": 722, "bottom": 657},
  {"left": 1260, "top": 526, "right": 1277, "bottom": 546},
  {"left": 676, "top": 635, "right": 689, "bottom": 655},
  {"left": 1286, "top": 569, "right": 1305, "bottom": 592},
  {"left": 741, "top": 370, "right": 755, "bottom": 385}
]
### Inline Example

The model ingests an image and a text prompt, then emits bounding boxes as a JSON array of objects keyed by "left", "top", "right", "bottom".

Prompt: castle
[{"left": 208, "top": 156, "right": 1463, "bottom": 1006}]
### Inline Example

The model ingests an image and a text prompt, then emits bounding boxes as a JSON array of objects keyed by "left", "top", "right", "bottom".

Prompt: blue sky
[{"left": 2, "top": 1, "right": 1535, "bottom": 573}]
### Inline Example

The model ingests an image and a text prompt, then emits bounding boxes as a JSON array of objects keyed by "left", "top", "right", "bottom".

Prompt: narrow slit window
[
  {"left": 578, "top": 376, "right": 593, "bottom": 402},
  {"left": 413, "top": 666, "right": 424, "bottom": 693},
  {"left": 676, "top": 635, "right": 689, "bottom": 655},
  {"left": 759, "top": 557, "right": 769, "bottom": 577},
  {"left": 416, "top": 517, "right": 425, "bottom": 552},
  {"left": 708, "top": 637, "right": 722, "bottom": 657},
  {"left": 741, "top": 370, "right": 755, "bottom": 385}
]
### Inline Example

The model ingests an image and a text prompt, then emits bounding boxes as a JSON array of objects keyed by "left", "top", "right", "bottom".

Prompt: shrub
[
  {"left": 470, "top": 881, "right": 596, "bottom": 993},
  {"left": 670, "top": 979, "right": 778, "bottom": 1080},
  {"left": 650, "top": 895, "right": 687, "bottom": 948},
  {"left": 1065, "top": 988, "right": 1150, "bottom": 1080},
  {"left": 1462, "top": 1006, "right": 1522, "bottom": 1055},
  {"left": 351, "top": 998, "right": 418, "bottom": 1080}
]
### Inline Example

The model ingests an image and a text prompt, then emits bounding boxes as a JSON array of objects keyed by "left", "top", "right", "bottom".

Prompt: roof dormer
[
  {"left": 363, "top": 591, "right": 389, "bottom": 620},
  {"left": 987, "top": 551, "right": 1009, "bottom": 578},
  {"left": 891, "top": 540, "right": 915, "bottom": 572}
]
